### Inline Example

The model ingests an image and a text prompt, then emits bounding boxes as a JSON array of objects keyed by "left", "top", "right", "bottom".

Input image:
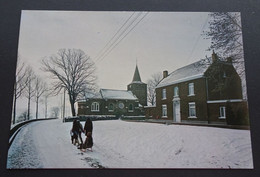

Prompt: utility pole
[
  {"left": 63, "top": 88, "right": 66, "bottom": 122},
  {"left": 45, "top": 96, "right": 47, "bottom": 118}
]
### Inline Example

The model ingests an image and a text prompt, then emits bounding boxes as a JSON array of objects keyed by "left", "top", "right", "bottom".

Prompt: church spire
[{"left": 132, "top": 64, "right": 142, "bottom": 82}]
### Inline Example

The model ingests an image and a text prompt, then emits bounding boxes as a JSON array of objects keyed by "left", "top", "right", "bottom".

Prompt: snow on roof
[
  {"left": 156, "top": 59, "right": 209, "bottom": 88},
  {"left": 100, "top": 89, "right": 138, "bottom": 100},
  {"left": 77, "top": 92, "right": 102, "bottom": 102}
]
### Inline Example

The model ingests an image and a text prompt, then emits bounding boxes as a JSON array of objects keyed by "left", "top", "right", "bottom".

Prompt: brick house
[
  {"left": 145, "top": 52, "right": 248, "bottom": 125},
  {"left": 77, "top": 65, "right": 147, "bottom": 117}
]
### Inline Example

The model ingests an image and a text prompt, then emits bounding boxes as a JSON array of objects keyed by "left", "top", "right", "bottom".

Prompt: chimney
[
  {"left": 227, "top": 57, "right": 233, "bottom": 64},
  {"left": 163, "top": 70, "right": 168, "bottom": 78},
  {"left": 212, "top": 50, "right": 218, "bottom": 63}
]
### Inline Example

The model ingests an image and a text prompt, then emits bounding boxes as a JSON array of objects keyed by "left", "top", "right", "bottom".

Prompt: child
[
  {"left": 70, "top": 130, "right": 78, "bottom": 145},
  {"left": 71, "top": 120, "right": 79, "bottom": 145},
  {"left": 80, "top": 132, "right": 93, "bottom": 152}
]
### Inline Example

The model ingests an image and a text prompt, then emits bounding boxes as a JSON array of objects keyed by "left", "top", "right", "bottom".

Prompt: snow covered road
[{"left": 7, "top": 119, "right": 253, "bottom": 169}]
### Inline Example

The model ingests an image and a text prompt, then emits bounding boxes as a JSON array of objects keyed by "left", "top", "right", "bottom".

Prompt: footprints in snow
[
  {"left": 78, "top": 152, "right": 105, "bottom": 169},
  {"left": 175, "top": 148, "right": 182, "bottom": 155},
  {"left": 82, "top": 157, "right": 105, "bottom": 169},
  {"left": 175, "top": 139, "right": 184, "bottom": 155}
]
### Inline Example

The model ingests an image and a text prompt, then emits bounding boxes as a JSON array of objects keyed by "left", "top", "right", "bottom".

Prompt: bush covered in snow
[{"left": 64, "top": 115, "right": 118, "bottom": 122}]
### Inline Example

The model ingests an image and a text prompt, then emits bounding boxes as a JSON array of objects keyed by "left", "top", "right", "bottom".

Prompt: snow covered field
[{"left": 7, "top": 119, "right": 253, "bottom": 169}]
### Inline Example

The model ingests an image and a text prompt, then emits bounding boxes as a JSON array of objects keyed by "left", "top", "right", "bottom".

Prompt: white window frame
[
  {"left": 162, "top": 104, "right": 167, "bottom": 118},
  {"left": 188, "top": 102, "right": 197, "bottom": 118},
  {"left": 188, "top": 83, "right": 195, "bottom": 96},
  {"left": 108, "top": 103, "right": 114, "bottom": 112},
  {"left": 162, "top": 88, "right": 167, "bottom": 100},
  {"left": 174, "top": 86, "right": 179, "bottom": 97},
  {"left": 219, "top": 106, "right": 226, "bottom": 119},
  {"left": 128, "top": 103, "right": 134, "bottom": 112},
  {"left": 91, "top": 102, "right": 100, "bottom": 112}
]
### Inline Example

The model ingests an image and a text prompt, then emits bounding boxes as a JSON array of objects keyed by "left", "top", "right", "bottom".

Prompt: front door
[{"left": 173, "top": 100, "right": 181, "bottom": 122}]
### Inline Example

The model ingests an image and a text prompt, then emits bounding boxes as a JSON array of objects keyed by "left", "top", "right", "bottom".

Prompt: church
[{"left": 76, "top": 65, "right": 147, "bottom": 118}]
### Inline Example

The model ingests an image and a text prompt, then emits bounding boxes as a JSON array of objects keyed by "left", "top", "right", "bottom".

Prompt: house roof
[
  {"left": 100, "top": 89, "right": 138, "bottom": 100},
  {"left": 156, "top": 59, "right": 209, "bottom": 88}
]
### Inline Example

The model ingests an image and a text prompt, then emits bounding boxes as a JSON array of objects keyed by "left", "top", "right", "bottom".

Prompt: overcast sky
[{"left": 16, "top": 10, "right": 214, "bottom": 118}]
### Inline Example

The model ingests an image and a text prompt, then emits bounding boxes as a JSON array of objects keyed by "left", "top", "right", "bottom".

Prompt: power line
[
  {"left": 94, "top": 12, "right": 136, "bottom": 61},
  {"left": 186, "top": 14, "right": 209, "bottom": 63},
  {"left": 97, "top": 12, "right": 149, "bottom": 63},
  {"left": 95, "top": 12, "right": 143, "bottom": 63}
]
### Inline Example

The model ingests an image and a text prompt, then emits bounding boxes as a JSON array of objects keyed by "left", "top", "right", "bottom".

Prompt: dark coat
[
  {"left": 84, "top": 118, "right": 93, "bottom": 135},
  {"left": 72, "top": 120, "right": 84, "bottom": 134},
  {"left": 85, "top": 136, "right": 93, "bottom": 148}
]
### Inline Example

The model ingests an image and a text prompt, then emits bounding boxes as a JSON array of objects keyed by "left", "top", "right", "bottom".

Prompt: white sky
[{"left": 16, "top": 10, "right": 214, "bottom": 118}]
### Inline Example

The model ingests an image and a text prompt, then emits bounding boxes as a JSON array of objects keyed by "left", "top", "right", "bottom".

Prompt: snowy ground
[{"left": 7, "top": 119, "right": 253, "bottom": 169}]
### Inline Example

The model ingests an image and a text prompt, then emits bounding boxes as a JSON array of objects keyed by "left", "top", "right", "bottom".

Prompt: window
[
  {"left": 91, "top": 102, "right": 99, "bottom": 112},
  {"left": 118, "top": 102, "right": 125, "bottom": 109},
  {"left": 219, "top": 106, "right": 226, "bottom": 119},
  {"left": 108, "top": 103, "right": 114, "bottom": 112},
  {"left": 128, "top": 104, "right": 134, "bottom": 112},
  {"left": 188, "top": 102, "right": 196, "bottom": 118},
  {"left": 174, "top": 86, "right": 179, "bottom": 97},
  {"left": 162, "top": 104, "right": 167, "bottom": 118},
  {"left": 162, "top": 88, "right": 166, "bottom": 99},
  {"left": 188, "top": 83, "right": 195, "bottom": 96}
]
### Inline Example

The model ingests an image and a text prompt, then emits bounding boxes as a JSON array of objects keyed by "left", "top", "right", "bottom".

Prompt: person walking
[
  {"left": 84, "top": 118, "right": 93, "bottom": 136},
  {"left": 76, "top": 120, "right": 84, "bottom": 145},
  {"left": 71, "top": 120, "right": 79, "bottom": 145}
]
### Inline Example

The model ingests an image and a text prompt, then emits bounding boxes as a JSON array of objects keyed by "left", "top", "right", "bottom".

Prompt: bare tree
[
  {"left": 12, "top": 57, "right": 28, "bottom": 124},
  {"left": 42, "top": 49, "right": 97, "bottom": 116},
  {"left": 147, "top": 72, "right": 162, "bottom": 106},
  {"left": 43, "top": 86, "right": 52, "bottom": 118},
  {"left": 203, "top": 12, "right": 247, "bottom": 99},
  {"left": 17, "top": 110, "right": 28, "bottom": 123},
  {"left": 24, "top": 66, "right": 35, "bottom": 120},
  {"left": 34, "top": 76, "right": 46, "bottom": 119},
  {"left": 203, "top": 12, "right": 243, "bottom": 74},
  {"left": 51, "top": 107, "right": 60, "bottom": 118}
]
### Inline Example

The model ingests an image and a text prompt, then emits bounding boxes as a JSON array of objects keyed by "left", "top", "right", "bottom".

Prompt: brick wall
[{"left": 156, "top": 78, "right": 208, "bottom": 122}]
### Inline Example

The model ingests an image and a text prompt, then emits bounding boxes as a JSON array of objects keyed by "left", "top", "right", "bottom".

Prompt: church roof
[
  {"left": 156, "top": 59, "right": 209, "bottom": 88},
  {"left": 80, "top": 89, "right": 138, "bottom": 101},
  {"left": 129, "top": 65, "right": 146, "bottom": 85},
  {"left": 132, "top": 65, "right": 142, "bottom": 82},
  {"left": 82, "top": 92, "right": 103, "bottom": 99},
  {"left": 100, "top": 89, "right": 138, "bottom": 100}
]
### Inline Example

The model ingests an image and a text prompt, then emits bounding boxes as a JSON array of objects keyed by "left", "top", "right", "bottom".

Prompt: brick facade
[
  {"left": 77, "top": 99, "right": 141, "bottom": 117},
  {"left": 155, "top": 78, "right": 208, "bottom": 122},
  {"left": 127, "top": 83, "right": 147, "bottom": 106},
  {"left": 145, "top": 55, "right": 248, "bottom": 125}
]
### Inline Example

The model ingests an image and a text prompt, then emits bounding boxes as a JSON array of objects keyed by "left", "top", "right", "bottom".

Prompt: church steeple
[
  {"left": 128, "top": 64, "right": 147, "bottom": 106},
  {"left": 132, "top": 65, "right": 142, "bottom": 82}
]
